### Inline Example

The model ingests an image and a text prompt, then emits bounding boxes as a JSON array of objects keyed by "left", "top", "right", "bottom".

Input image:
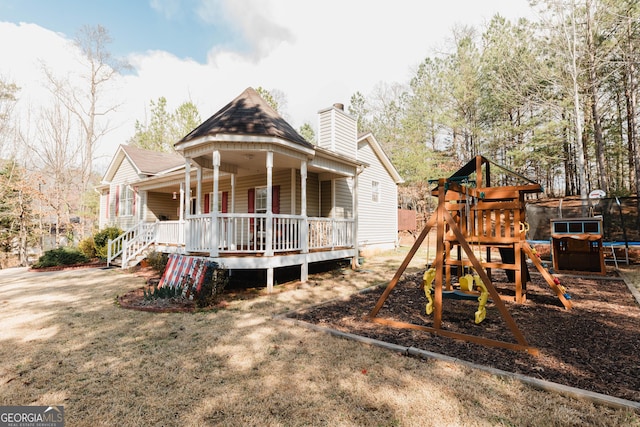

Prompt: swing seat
[{"left": 442, "top": 290, "right": 482, "bottom": 301}]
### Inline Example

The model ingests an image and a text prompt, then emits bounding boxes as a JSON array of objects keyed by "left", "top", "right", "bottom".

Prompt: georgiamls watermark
[{"left": 0, "top": 406, "right": 64, "bottom": 427}]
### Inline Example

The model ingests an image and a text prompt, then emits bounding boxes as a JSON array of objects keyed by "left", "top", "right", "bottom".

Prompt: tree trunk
[
  {"left": 586, "top": 0, "right": 608, "bottom": 194},
  {"left": 623, "top": 9, "right": 640, "bottom": 229}
]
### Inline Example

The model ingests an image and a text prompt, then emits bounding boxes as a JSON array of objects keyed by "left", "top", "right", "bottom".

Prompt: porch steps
[{"left": 111, "top": 246, "right": 152, "bottom": 269}]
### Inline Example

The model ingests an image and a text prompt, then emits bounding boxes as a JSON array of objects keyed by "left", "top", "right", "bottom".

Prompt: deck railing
[
  {"left": 156, "top": 220, "right": 184, "bottom": 245},
  {"left": 184, "top": 214, "right": 354, "bottom": 254},
  {"left": 308, "top": 217, "right": 353, "bottom": 249},
  {"left": 109, "top": 214, "right": 355, "bottom": 263},
  {"left": 107, "top": 221, "right": 157, "bottom": 267}
]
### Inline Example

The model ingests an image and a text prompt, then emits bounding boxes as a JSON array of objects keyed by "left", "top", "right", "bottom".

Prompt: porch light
[{"left": 172, "top": 191, "right": 177, "bottom": 200}]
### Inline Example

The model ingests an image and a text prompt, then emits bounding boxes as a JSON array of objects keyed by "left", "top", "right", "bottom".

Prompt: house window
[
  {"left": 255, "top": 186, "right": 268, "bottom": 213},
  {"left": 120, "top": 185, "right": 134, "bottom": 216},
  {"left": 372, "top": 181, "right": 380, "bottom": 203}
]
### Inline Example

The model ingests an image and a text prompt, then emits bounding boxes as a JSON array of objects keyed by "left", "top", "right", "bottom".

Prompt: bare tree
[
  {"left": 0, "top": 78, "right": 19, "bottom": 157},
  {"left": 43, "top": 25, "right": 126, "bottom": 235},
  {"left": 20, "top": 101, "right": 83, "bottom": 246}
]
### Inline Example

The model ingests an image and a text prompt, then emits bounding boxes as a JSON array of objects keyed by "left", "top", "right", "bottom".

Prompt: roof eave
[
  {"left": 357, "top": 133, "right": 404, "bottom": 184},
  {"left": 175, "top": 133, "right": 316, "bottom": 157}
]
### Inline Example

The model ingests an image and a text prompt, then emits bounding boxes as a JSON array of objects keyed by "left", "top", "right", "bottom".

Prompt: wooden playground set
[{"left": 368, "top": 156, "right": 593, "bottom": 355}]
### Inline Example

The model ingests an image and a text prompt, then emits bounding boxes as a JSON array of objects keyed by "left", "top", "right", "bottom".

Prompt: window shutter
[
  {"left": 222, "top": 191, "right": 228, "bottom": 213},
  {"left": 204, "top": 193, "right": 210, "bottom": 214},
  {"left": 272, "top": 185, "right": 280, "bottom": 214},
  {"left": 248, "top": 188, "right": 255, "bottom": 213},
  {"left": 133, "top": 186, "right": 137, "bottom": 216},
  {"left": 115, "top": 185, "right": 120, "bottom": 217},
  {"left": 105, "top": 191, "right": 110, "bottom": 219},
  {"left": 248, "top": 188, "right": 255, "bottom": 227}
]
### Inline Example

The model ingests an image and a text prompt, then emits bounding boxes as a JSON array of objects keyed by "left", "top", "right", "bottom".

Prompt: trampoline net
[{"left": 525, "top": 197, "right": 640, "bottom": 242}]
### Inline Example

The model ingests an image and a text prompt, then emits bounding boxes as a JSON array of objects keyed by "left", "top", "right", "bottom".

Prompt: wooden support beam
[
  {"left": 367, "top": 213, "right": 437, "bottom": 318},
  {"left": 434, "top": 189, "right": 446, "bottom": 329},
  {"left": 370, "top": 317, "right": 539, "bottom": 355}
]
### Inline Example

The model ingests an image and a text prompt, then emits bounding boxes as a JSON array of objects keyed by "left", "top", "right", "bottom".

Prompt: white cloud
[
  {"left": 0, "top": 0, "right": 535, "bottom": 173},
  {"left": 149, "top": 0, "right": 183, "bottom": 20}
]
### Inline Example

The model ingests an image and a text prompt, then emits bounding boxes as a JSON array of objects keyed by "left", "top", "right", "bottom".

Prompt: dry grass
[{"left": 0, "top": 251, "right": 638, "bottom": 426}]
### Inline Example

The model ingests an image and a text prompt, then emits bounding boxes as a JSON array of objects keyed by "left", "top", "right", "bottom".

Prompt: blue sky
[
  {"left": 0, "top": 0, "right": 535, "bottom": 170},
  {"left": 0, "top": 0, "right": 242, "bottom": 62}
]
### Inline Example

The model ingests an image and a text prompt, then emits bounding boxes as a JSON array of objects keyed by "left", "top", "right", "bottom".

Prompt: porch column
[
  {"left": 230, "top": 174, "right": 236, "bottom": 214},
  {"left": 179, "top": 182, "right": 185, "bottom": 246},
  {"left": 290, "top": 168, "right": 296, "bottom": 213},
  {"left": 266, "top": 151, "right": 274, "bottom": 291},
  {"left": 300, "top": 160, "right": 308, "bottom": 282},
  {"left": 184, "top": 158, "right": 191, "bottom": 252},
  {"left": 179, "top": 182, "right": 184, "bottom": 222},
  {"left": 331, "top": 179, "right": 336, "bottom": 248},
  {"left": 352, "top": 168, "right": 361, "bottom": 268},
  {"left": 184, "top": 158, "right": 191, "bottom": 218},
  {"left": 210, "top": 150, "right": 220, "bottom": 257},
  {"left": 230, "top": 173, "right": 236, "bottom": 250},
  {"left": 196, "top": 167, "right": 202, "bottom": 215}
]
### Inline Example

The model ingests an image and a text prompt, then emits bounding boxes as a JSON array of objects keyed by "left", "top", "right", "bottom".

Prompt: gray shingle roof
[
  {"left": 121, "top": 144, "right": 184, "bottom": 175},
  {"left": 177, "top": 87, "right": 313, "bottom": 149}
]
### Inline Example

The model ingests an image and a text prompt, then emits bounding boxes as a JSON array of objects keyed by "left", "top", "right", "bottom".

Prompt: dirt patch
[
  {"left": 288, "top": 269, "right": 640, "bottom": 403},
  {"left": 117, "top": 287, "right": 197, "bottom": 312}
]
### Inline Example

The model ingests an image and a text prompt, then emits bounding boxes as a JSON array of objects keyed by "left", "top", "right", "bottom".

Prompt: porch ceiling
[
  {"left": 136, "top": 146, "right": 357, "bottom": 195},
  {"left": 194, "top": 150, "right": 352, "bottom": 178}
]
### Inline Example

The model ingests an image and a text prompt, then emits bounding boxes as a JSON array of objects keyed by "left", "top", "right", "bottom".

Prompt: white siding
[
  {"left": 107, "top": 158, "right": 142, "bottom": 230},
  {"left": 357, "top": 140, "right": 398, "bottom": 250},
  {"left": 306, "top": 172, "right": 320, "bottom": 217},
  {"left": 320, "top": 180, "right": 332, "bottom": 217},
  {"left": 334, "top": 178, "right": 353, "bottom": 219},
  {"left": 98, "top": 189, "right": 110, "bottom": 229},
  {"left": 146, "top": 192, "right": 181, "bottom": 221},
  {"left": 233, "top": 170, "right": 292, "bottom": 214},
  {"left": 317, "top": 106, "right": 357, "bottom": 158},
  {"left": 292, "top": 170, "right": 319, "bottom": 216},
  {"left": 318, "top": 113, "right": 333, "bottom": 149}
]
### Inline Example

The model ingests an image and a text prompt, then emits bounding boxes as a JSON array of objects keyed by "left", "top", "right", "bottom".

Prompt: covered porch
[
  {"left": 176, "top": 142, "right": 361, "bottom": 289},
  {"left": 109, "top": 148, "right": 362, "bottom": 290},
  {"left": 109, "top": 212, "right": 356, "bottom": 292}
]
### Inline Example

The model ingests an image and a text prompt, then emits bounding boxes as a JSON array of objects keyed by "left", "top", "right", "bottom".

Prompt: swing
[{"left": 423, "top": 268, "right": 490, "bottom": 324}]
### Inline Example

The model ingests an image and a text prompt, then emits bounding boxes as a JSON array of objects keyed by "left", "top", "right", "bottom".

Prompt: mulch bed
[
  {"left": 287, "top": 269, "right": 640, "bottom": 403},
  {"left": 29, "top": 260, "right": 107, "bottom": 272}
]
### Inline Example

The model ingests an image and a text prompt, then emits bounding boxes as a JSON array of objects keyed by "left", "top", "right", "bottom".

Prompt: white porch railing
[
  {"left": 156, "top": 220, "right": 184, "bottom": 245},
  {"left": 109, "top": 214, "right": 354, "bottom": 266},
  {"left": 184, "top": 214, "right": 354, "bottom": 254},
  {"left": 107, "top": 221, "right": 157, "bottom": 268},
  {"left": 308, "top": 217, "right": 353, "bottom": 249}
]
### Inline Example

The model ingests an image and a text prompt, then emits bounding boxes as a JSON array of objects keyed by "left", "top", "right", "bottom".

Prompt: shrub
[
  {"left": 144, "top": 283, "right": 184, "bottom": 300},
  {"left": 33, "top": 247, "right": 89, "bottom": 269},
  {"left": 146, "top": 251, "right": 169, "bottom": 275},
  {"left": 93, "top": 226, "right": 123, "bottom": 260},
  {"left": 78, "top": 237, "right": 96, "bottom": 259},
  {"left": 194, "top": 262, "right": 228, "bottom": 308}
]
